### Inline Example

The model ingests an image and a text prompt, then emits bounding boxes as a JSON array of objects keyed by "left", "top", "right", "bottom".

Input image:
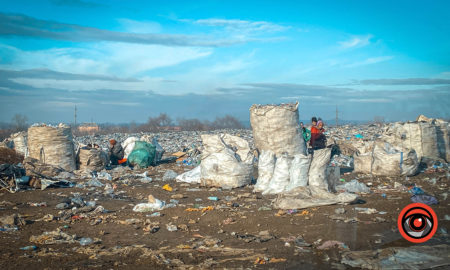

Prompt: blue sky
[{"left": 0, "top": 0, "right": 449, "bottom": 124}]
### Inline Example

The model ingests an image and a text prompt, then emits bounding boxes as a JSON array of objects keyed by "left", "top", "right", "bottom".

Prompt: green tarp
[{"left": 127, "top": 141, "right": 156, "bottom": 168}]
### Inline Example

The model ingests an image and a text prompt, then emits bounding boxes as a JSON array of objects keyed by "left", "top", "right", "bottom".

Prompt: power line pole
[
  {"left": 74, "top": 105, "right": 77, "bottom": 126},
  {"left": 335, "top": 105, "right": 338, "bottom": 127}
]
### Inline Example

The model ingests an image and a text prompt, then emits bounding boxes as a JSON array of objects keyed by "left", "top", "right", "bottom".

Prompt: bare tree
[
  {"left": 178, "top": 118, "right": 209, "bottom": 131},
  {"left": 158, "top": 113, "right": 172, "bottom": 126},
  {"left": 211, "top": 115, "right": 244, "bottom": 129},
  {"left": 146, "top": 113, "right": 173, "bottom": 132},
  {"left": 11, "top": 114, "right": 28, "bottom": 131}
]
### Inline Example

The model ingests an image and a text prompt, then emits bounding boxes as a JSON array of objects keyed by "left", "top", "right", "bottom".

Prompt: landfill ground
[{"left": 0, "top": 161, "right": 449, "bottom": 269}]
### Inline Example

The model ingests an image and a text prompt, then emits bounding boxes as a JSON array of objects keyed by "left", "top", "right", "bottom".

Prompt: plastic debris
[
  {"left": 20, "top": 245, "right": 37, "bottom": 251},
  {"left": 162, "top": 170, "right": 178, "bottom": 181},
  {"left": 162, "top": 184, "right": 173, "bottom": 192},
  {"left": 79, "top": 237, "right": 93, "bottom": 246},
  {"left": 336, "top": 179, "right": 370, "bottom": 193},
  {"left": 410, "top": 194, "right": 439, "bottom": 205},
  {"left": 166, "top": 224, "right": 178, "bottom": 232}
]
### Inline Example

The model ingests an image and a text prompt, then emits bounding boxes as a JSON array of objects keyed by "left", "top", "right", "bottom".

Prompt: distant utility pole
[
  {"left": 335, "top": 105, "right": 338, "bottom": 127},
  {"left": 74, "top": 105, "right": 77, "bottom": 126}
]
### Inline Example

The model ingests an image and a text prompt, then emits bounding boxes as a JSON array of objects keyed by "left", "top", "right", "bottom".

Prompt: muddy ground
[{"left": 0, "top": 162, "right": 449, "bottom": 269}]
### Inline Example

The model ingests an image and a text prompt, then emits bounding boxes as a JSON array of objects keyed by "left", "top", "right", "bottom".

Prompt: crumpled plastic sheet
[
  {"left": 341, "top": 244, "right": 450, "bottom": 269},
  {"left": 410, "top": 194, "right": 439, "bottom": 205},
  {"left": 336, "top": 179, "right": 370, "bottom": 193}
]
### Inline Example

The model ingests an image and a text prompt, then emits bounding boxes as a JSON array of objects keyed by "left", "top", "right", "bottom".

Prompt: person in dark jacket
[
  {"left": 310, "top": 120, "right": 327, "bottom": 150},
  {"left": 109, "top": 139, "right": 124, "bottom": 165}
]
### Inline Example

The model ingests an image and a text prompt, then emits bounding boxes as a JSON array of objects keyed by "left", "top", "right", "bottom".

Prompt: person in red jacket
[{"left": 310, "top": 120, "right": 327, "bottom": 150}]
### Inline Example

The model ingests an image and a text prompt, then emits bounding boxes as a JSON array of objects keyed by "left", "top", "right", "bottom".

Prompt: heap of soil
[{"left": 0, "top": 147, "right": 24, "bottom": 164}]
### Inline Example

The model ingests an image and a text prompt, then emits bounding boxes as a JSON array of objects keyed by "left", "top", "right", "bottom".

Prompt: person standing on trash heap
[
  {"left": 309, "top": 117, "right": 318, "bottom": 149},
  {"left": 109, "top": 139, "right": 124, "bottom": 165},
  {"left": 310, "top": 120, "right": 327, "bottom": 150},
  {"left": 300, "top": 122, "right": 311, "bottom": 148}
]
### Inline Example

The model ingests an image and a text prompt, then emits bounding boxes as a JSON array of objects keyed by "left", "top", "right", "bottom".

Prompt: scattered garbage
[
  {"left": 29, "top": 228, "right": 77, "bottom": 245},
  {"left": 176, "top": 166, "right": 201, "bottom": 184},
  {"left": 410, "top": 194, "right": 439, "bottom": 205},
  {"left": 20, "top": 245, "right": 37, "bottom": 251},
  {"left": 162, "top": 184, "right": 173, "bottom": 191},
  {"left": 133, "top": 195, "right": 165, "bottom": 212},
  {"left": 336, "top": 179, "right": 370, "bottom": 194},
  {"left": 162, "top": 170, "right": 178, "bottom": 181},
  {"left": 79, "top": 237, "right": 93, "bottom": 246},
  {"left": 354, "top": 207, "right": 377, "bottom": 214},
  {"left": 134, "top": 171, "right": 152, "bottom": 183},
  {"left": 317, "top": 240, "right": 348, "bottom": 250},
  {"left": 86, "top": 178, "right": 104, "bottom": 188},
  {"left": 273, "top": 186, "right": 357, "bottom": 209},
  {"left": 166, "top": 224, "right": 178, "bottom": 232},
  {"left": 341, "top": 244, "right": 450, "bottom": 269},
  {"left": 409, "top": 186, "right": 425, "bottom": 195}
]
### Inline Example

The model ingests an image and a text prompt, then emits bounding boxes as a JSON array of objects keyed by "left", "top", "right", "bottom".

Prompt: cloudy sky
[{"left": 0, "top": 0, "right": 449, "bottom": 124}]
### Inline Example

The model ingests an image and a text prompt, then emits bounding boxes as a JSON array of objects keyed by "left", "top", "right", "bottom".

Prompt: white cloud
[
  {"left": 339, "top": 34, "right": 373, "bottom": 49},
  {"left": 100, "top": 101, "right": 141, "bottom": 106},
  {"left": 45, "top": 101, "right": 86, "bottom": 107},
  {"left": 0, "top": 43, "right": 212, "bottom": 77},
  {"left": 345, "top": 56, "right": 393, "bottom": 68},
  {"left": 348, "top": 98, "right": 392, "bottom": 103},
  {"left": 117, "top": 18, "right": 162, "bottom": 33},
  {"left": 194, "top": 18, "right": 290, "bottom": 33}
]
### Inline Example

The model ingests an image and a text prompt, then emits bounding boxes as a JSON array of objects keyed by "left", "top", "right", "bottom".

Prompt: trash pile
[{"left": 0, "top": 105, "right": 449, "bottom": 269}]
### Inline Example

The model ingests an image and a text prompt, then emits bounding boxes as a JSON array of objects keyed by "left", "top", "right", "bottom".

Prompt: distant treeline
[{"left": 80, "top": 113, "right": 247, "bottom": 135}]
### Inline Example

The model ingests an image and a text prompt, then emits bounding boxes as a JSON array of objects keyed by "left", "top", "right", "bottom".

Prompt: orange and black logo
[{"left": 398, "top": 203, "right": 438, "bottom": 243}]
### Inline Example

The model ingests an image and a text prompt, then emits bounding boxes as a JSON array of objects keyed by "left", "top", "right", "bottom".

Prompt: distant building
[{"left": 78, "top": 123, "right": 99, "bottom": 133}]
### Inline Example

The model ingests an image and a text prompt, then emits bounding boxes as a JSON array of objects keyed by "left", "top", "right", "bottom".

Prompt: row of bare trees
[
  {"left": 136, "top": 113, "right": 245, "bottom": 132},
  {"left": 73, "top": 113, "right": 245, "bottom": 136},
  {"left": 1, "top": 113, "right": 246, "bottom": 139}
]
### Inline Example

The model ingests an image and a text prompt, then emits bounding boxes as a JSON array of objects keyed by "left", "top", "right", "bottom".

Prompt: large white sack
[
  {"left": 308, "top": 148, "right": 332, "bottom": 190},
  {"left": 285, "top": 154, "right": 311, "bottom": 191},
  {"left": 273, "top": 186, "right": 357, "bottom": 210},
  {"left": 28, "top": 124, "right": 76, "bottom": 171},
  {"left": 122, "top": 137, "right": 139, "bottom": 159},
  {"left": 11, "top": 131, "right": 28, "bottom": 157},
  {"left": 200, "top": 134, "right": 254, "bottom": 189},
  {"left": 382, "top": 122, "right": 440, "bottom": 162},
  {"left": 262, "top": 154, "right": 292, "bottom": 195},
  {"left": 176, "top": 166, "right": 201, "bottom": 184},
  {"left": 435, "top": 121, "right": 450, "bottom": 162},
  {"left": 371, "top": 141, "right": 419, "bottom": 176},
  {"left": 253, "top": 150, "right": 276, "bottom": 192},
  {"left": 250, "top": 103, "right": 306, "bottom": 156},
  {"left": 78, "top": 147, "right": 108, "bottom": 171},
  {"left": 353, "top": 152, "right": 373, "bottom": 174}
]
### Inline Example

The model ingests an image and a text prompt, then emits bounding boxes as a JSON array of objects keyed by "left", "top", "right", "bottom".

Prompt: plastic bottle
[{"left": 79, "top": 237, "right": 93, "bottom": 246}]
